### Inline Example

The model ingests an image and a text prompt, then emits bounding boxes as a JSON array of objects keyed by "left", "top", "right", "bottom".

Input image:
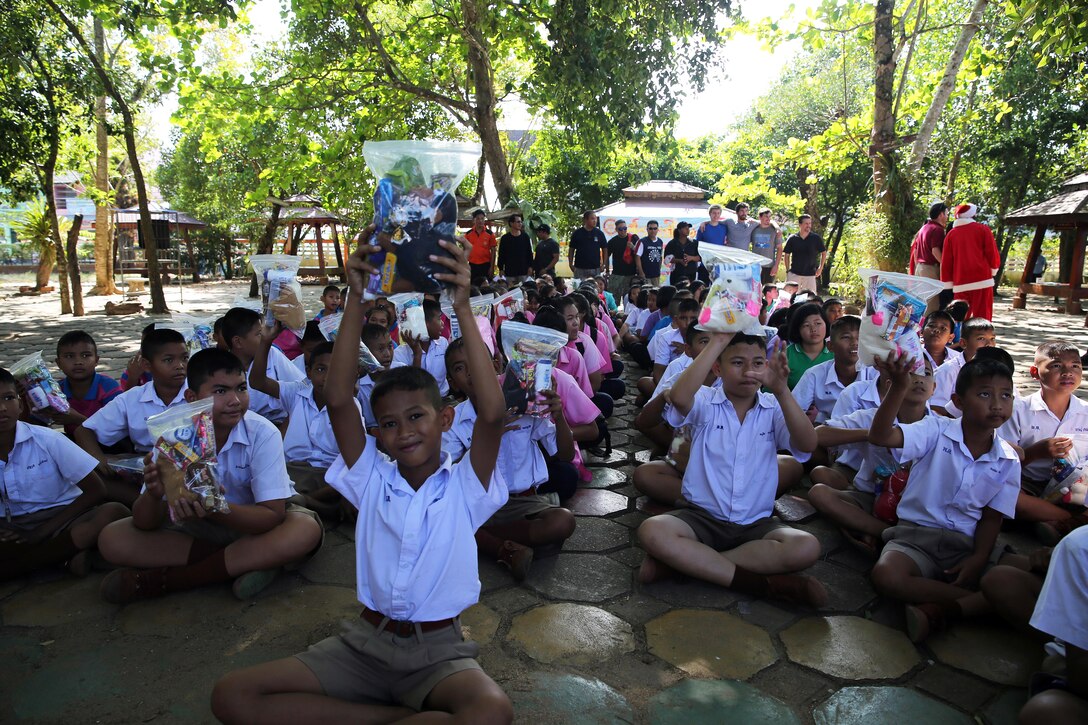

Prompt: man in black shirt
[
  {"left": 531, "top": 224, "right": 559, "bottom": 278},
  {"left": 606, "top": 219, "right": 639, "bottom": 299},
  {"left": 663, "top": 221, "right": 700, "bottom": 285},
  {"left": 782, "top": 214, "right": 826, "bottom": 293},
  {"left": 497, "top": 214, "right": 533, "bottom": 280},
  {"left": 568, "top": 210, "right": 608, "bottom": 279},
  {"left": 635, "top": 220, "right": 664, "bottom": 285}
]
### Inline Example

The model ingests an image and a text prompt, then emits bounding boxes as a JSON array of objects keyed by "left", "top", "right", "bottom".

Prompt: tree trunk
[
  {"left": 796, "top": 168, "right": 823, "bottom": 234},
  {"left": 462, "top": 0, "right": 514, "bottom": 205},
  {"left": 472, "top": 153, "right": 487, "bottom": 205},
  {"left": 89, "top": 17, "right": 118, "bottom": 296},
  {"left": 249, "top": 202, "right": 281, "bottom": 297},
  {"left": 67, "top": 214, "right": 85, "bottom": 316},
  {"left": 908, "top": 0, "right": 989, "bottom": 175},
  {"left": 871, "top": 0, "right": 897, "bottom": 215},
  {"left": 43, "top": 163, "right": 72, "bottom": 314}
]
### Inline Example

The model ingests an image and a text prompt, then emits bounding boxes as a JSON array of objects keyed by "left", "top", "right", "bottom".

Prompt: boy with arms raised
[
  {"left": 96, "top": 348, "right": 323, "bottom": 603},
  {"left": 220, "top": 307, "right": 306, "bottom": 424},
  {"left": 637, "top": 333, "right": 828, "bottom": 607},
  {"left": 211, "top": 238, "right": 513, "bottom": 723},
  {"left": 392, "top": 298, "right": 451, "bottom": 396}
]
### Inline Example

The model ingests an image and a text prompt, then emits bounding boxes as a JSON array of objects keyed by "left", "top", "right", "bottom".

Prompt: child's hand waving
[{"left": 763, "top": 340, "right": 791, "bottom": 395}]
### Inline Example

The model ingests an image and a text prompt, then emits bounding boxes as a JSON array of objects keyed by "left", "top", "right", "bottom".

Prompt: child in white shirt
[
  {"left": 651, "top": 298, "right": 700, "bottom": 384},
  {"left": 392, "top": 299, "right": 451, "bottom": 396},
  {"left": 219, "top": 307, "right": 306, "bottom": 424},
  {"left": 930, "top": 317, "right": 995, "bottom": 416}
]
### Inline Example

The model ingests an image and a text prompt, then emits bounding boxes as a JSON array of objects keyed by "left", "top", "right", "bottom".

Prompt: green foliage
[{"left": 8, "top": 196, "right": 69, "bottom": 261}]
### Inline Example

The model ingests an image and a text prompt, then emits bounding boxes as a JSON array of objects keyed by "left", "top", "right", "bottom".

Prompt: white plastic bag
[
  {"left": 10, "top": 351, "right": 69, "bottom": 413},
  {"left": 695, "top": 246, "right": 770, "bottom": 335},
  {"left": 493, "top": 289, "right": 524, "bottom": 326},
  {"left": 1044, "top": 434, "right": 1088, "bottom": 504},
  {"left": 362, "top": 140, "right": 482, "bottom": 297},
  {"left": 146, "top": 398, "right": 229, "bottom": 516},
  {"left": 500, "top": 322, "right": 568, "bottom": 417},
  {"left": 389, "top": 292, "right": 427, "bottom": 341},
  {"left": 858, "top": 269, "right": 944, "bottom": 371},
  {"left": 318, "top": 312, "right": 343, "bottom": 342},
  {"left": 158, "top": 315, "right": 215, "bottom": 353},
  {"left": 251, "top": 254, "right": 306, "bottom": 334}
]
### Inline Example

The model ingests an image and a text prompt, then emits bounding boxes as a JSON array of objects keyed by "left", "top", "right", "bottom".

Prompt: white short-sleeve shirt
[
  {"left": 1030, "top": 526, "right": 1088, "bottom": 650},
  {"left": 830, "top": 377, "right": 883, "bottom": 471},
  {"left": 653, "top": 326, "right": 686, "bottom": 367},
  {"left": 83, "top": 380, "right": 188, "bottom": 452},
  {"left": 652, "top": 354, "right": 694, "bottom": 400},
  {"left": 280, "top": 380, "right": 362, "bottom": 468},
  {"left": 325, "top": 439, "right": 508, "bottom": 620},
  {"left": 0, "top": 422, "right": 97, "bottom": 517},
  {"left": 826, "top": 407, "right": 936, "bottom": 493},
  {"left": 793, "top": 361, "right": 878, "bottom": 423},
  {"left": 892, "top": 416, "right": 1020, "bottom": 537},
  {"left": 215, "top": 411, "right": 295, "bottom": 505},
  {"left": 999, "top": 391, "right": 1088, "bottom": 482},
  {"left": 931, "top": 354, "right": 968, "bottom": 409},
  {"left": 665, "top": 387, "right": 810, "bottom": 524},
  {"left": 442, "top": 399, "right": 557, "bottom": 493},
  {"left": 392, "top": 336, "right": 450, "bottom": 396},
  {"left": 923, "top": 346, "right": 963, "bottom": 372},
  {"left": 247, "top": 346, "right": 306, "bottom": 423}
]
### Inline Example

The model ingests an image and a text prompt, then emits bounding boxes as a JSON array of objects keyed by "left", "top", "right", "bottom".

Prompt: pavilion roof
[{"left": 1006, "top": 173, "right": 1088, "bottom": 228}]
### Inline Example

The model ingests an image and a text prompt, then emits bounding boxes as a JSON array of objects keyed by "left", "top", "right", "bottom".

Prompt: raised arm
[
  {"left": 670, "top": 332, "right": 731, "bottom": 418},
  {"left": 763, "top": 341, "right": 817, "bottom": 452},
  {"left": 249, "top": 322, "right": 281, "bottom": 399},
  {"left": 868, "top": 352, "right": 912, "bottom": 448}
]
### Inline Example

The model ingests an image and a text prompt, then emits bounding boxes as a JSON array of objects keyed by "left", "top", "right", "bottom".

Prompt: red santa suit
[{"left": 940, "top": 204, "right": 1000, "bottom": 320}]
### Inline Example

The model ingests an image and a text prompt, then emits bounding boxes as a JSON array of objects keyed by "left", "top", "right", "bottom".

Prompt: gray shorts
[
  {"left": 881, "top": 522, "right": 1010, "bottom": 581},
  {"left": 1020, "top": 477, "right": 1047, "bottom": 498},
  {"left": 841, "top": 490, "right": 876, "bottom": 511},
  {"left": 573, "top": 267, "right": 601, "bottom": 280},
  {"left": 0, "top": 504, "right": 88, "bottom": 534},
  {"left": 164, "top": 503, "right": 323, "bottom": 565},
  {"left": 287, "top": 462, "right": 330, "bottom": 495},
  {"left": 295, "top": 615, "right": 481, "bottom": 712},
  {"left": 484, "top": 491, "right": 560, "bottom": 526},
  {"left": 665, "top": 501, "right": 788, "bottom": 551}
]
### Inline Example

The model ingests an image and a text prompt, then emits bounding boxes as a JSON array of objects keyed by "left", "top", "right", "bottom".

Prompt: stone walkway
[{"left": 1, "top": 281, "right": 1085, "bottom": 724}]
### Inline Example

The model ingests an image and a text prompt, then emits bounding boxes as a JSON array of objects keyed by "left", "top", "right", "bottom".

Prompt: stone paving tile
[
  {"left": 813, "top": 686, "right": 973, "bottom": 725},
  {"left": 608, "top": 547, "right": 646, "bottom": 569},
  {"left": 981, "top": 689, "right": 1029, "bottom": 725},
  {"left": 914, "top": 663, "right": 1001, "bottom": 713},
  {"left": 612, "top": 511, "right": 649, "bottom": 529},
  {"left": 927, "top": 623, "right": 1043, "bottom": 686},
  {"left": 805, "top": 560, "right": 878, "bottom": 612},
  {"left": 780, "top": 616, "right": 921, "bottom": 680},
  {"left": 603, "top": 592, "right": 671, "bottom": 626},
  {"left": 507, "top": 603, "right": 634, "bottom": 665},
  {"left": 509, "top": 672, "right": 634, "bottom": 725},
  {"left": 584, "top": 467, "right": 629, "bottom": 489},
  {"left": 747, "top": 660, "right": 836, "bottom": 711},
  {"left": 119, "top": 586, "right": 248, "bottom": 637},
  {"left": 641, "top": 575, "right": 746, "bottom": 609},
  {"left": 735, "top": 599, "right": 800, "bottom": 633},
  {"left": 564, "top": 517, "right": 631, "bottom": 552},
  {"left": 2, "top": 575, "right": 115, "bottom": 626},
  {"left": 648, "top": 679, "right": 800, "bottom": 724},
  {"left": 635, "top": 495, "right": 674, "bottom": 515},
  {"left": 583, "top": 449, "right": 629, "bottom": 466},
  {"left": 481, "top": 586, "right": 543, "bottom": 615},
  {"left": 646, "top": 609, "right": 778, "bottom": 679},
  {"left": 299, "top": 539, "right": 357, "bottom": 587},
  {"left": 461, "top": 603, "right": 500, "bottom": 646},
  {"left": 525, "top": 553, "right": 631, "bottom": 602},
  {"left": 567, "top": 489, "right": 631, "bottom": 516}
]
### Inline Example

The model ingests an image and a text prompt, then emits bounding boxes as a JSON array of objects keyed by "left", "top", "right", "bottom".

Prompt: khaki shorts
[
  {"left": 881, "top": 521, "right": 1010, "bottom": 581},
  {"left": 665, "top": 501, "right": 788, "bottom": 551},
  {"left": 485, "top": 491, "right": 560, "bottom": 526},
  {"left": 164, "top": 503, "right": 323, "bottom": 566},
  {"left": 295, "top": 615, "right": 481, "bottom": 711},
  {"left": 0, "top": 505, "right": 86, "bottom": 534},
  {"left": 832, "top": 462, "right": 858, "bottom": 486},
  {"left": 287, "top": 462, "right": 330, "bottom": 495}
]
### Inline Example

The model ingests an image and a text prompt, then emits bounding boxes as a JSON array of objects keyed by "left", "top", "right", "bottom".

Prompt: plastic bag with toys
[
  {"left": 389, "top": 292, "right": 428, "bottom": 341},
  {"left": 251, "top": 254, "right": 307, "bottom": 335},
  {"left": 1044, "top": 434, "right": 1088, "bottom": 506},
  {"left": 157, "top": 315, "right": 215, "bottom": 354},
  {"left": 10, "top": 351, "right": 69, "bottom": 413},
  {"left": 493, "top": 288, "right": 524, "bottom": 327},
  {"left": 858, "top": 269, "right": 944, "bottom": 371},
  {"left": 499, "top": 322, "right": 567, "bottom": 417},
  {"left": 146, "top": 399, "right": 230, "bottom": 517},
  {"left": 695, "top": 246, "right": 771, "bottom": 335}
]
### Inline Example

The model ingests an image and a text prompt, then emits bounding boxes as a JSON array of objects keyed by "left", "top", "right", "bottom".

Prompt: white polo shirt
[
  {"left": 830, "top": 377, "right": 883, "bottom": 471},
  {"left": 1029, "top": 526, "right": 1088, "bottom": 650},
  {"left": 0, "top": 422, "right": 97, "bottom": 517},
  {"left": 291, "top": 354, "right": 307, "bottom": 376},
  {"left": 923, "top": 346, "right": 963, "bottom": 372},
  {"left": 83, "top": 380, "right": 188, "bottom": 452},
  {"left": 931, "top": 354, "right": 969, "bottom": 409},
  {"left": 827, "top": 407, "right": 936, "bottom": 493},
  {"left": 652, "top": 354, "right": 694, "bottom": 400},
  {"left": 793, "top": 362, "right": 878, "bottom": 423},
  {"left": 279, "top": 380, "right": 362, "bottom": 468},
  {"left": 892, "top": 416, "right": 1020, "bottom": 537},
  {"left": 392, "top": 335, "right": 450, "bottom": 396},
  {"left": 326, "top": 438, "right": 508, "bottom": 621},
  {"left": 653, "top": 326, "right": 686, "bottom": 367},
  {"left": 247, "top": 346, "right": 306, "bottom": 423},
  {"left": 215, "top": 411, "right": 295, "bottom": 505},
  {"left": 665, "top": 386, "right": 811, "bottom": 525},
  {"left": 442, "top": 399, "right": 556, "bottom": 493},
  {"left": 999, "top": 391, "right": 1088, "bottom": 482}
]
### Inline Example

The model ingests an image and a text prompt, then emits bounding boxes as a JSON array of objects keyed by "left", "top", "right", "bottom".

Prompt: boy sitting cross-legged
[
  {"left": 444, "top": 338, "right": 577, "bottom": 582},
  {"left": 210, "top": 237, "right": 514, "bottom": 723},
  {"left": 96, "top": 348, "right": 323, "bottom": 603},
  {"left": 868, "top": 353, "right": 1033, "bottom": 641},
  {"left": 636, "top": 332, "right": 829, "bottom": 608},
  {"left": 52, "top": 330, "right": 122, "bottom": 437}
]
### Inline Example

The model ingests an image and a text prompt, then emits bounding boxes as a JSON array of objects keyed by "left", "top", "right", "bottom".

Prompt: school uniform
[
  {"left": 930, "top": 353, "right": 969, "bottom": 410},
  {"left": 583, "top": 326, "right": 614, "bottom": 374},
  {"left": 59, "top": 373, "right": 122, "bottom": 436},
  {"left": 392, "top": 336, "right": 450, "bottom": 396},
  {"left": 652, "top": 354, "right": 694, "bottom": 400},
  {"left": 0, "top": 422, "right": 97, "bottom": 522},
  {"left": 556, "top": 346, "right": 594, "bottom": 399},
  {"left": 882, "top": 416, "right": 1019, "bottom": 578},
  {"left": 922, "top": 346, "right": 963, "bottom": 372},
  {"left": 792, "top": 361, "right": 878, "bottom": 423},
  {"left": 1029, "top": 526, "right": 1088, "bottom": 650},
  {"left": 296, "top": 438, "right": 507, "bottom": 710},
  {"left": 83, "top": 380, "right": 188, "bottom": 452},
  {"left": 279, "top": 380, "right": 363, "bottom": 492},
  {"left": 999, "top": 391, "right": 1088, "bottom": 491},
  {"left": 571, "top": 333, "right": 607, "bottom": 376},
  {"left": 662, "top": 387, "right": 809, "bottom": 546},
  {"left": 248, "top": 346, "right": 306, "bottom": 423},
  {"left": 830, "top": 376, "right": 883, "bottom": 474},
  {"left": 652, "top": 326, "right": 686, "bottom": 368},
  {"left": 291, "top": 354, "right": 307, "bottom": 376},
  {"left": 356, "top": 363, "right": 409, "bottom": 429}
]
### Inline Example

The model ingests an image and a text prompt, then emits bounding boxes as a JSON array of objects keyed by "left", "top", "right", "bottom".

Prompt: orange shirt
[{"left": 466, "top": 228, "right": 497, "bottom": 265}]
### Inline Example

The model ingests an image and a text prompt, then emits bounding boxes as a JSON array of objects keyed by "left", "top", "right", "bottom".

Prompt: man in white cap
[{"left": 940, "top": 203, "right": 1001, "bottom": 320}]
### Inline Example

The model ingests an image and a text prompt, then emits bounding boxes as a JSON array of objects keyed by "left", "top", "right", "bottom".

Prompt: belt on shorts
[
  {"left": 512, "top": 485, "right": 539, "bottom": 498},
  {"left": 361, "top": 608, "right": 455, "bottom": 637}
]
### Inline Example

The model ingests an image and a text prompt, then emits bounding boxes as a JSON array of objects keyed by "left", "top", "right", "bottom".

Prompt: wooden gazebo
[
  {"left": 105, "top": 203, "right": 208, "bottom": 282},
  {"left": 1009, "top": 173, "right": 1088, "bottom": 314},
  {"left": 277, "top": 195, "right": 348, "bottom": 282}
]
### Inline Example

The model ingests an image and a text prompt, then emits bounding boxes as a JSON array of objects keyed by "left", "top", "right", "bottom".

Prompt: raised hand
[
  {"left": 873, "top": 350, "right": 914, "bottom": 388},
  {"left": 763, "top": 339, "right": 791, "bottom": 395}
]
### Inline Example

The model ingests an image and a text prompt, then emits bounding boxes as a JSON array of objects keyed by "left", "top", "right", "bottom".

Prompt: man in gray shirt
[
  {"left": 723, "top": 203, "right": 759, "bottom": 251},
  {"left": 750, "top": 207, "right": 785, "bottom": 283}
]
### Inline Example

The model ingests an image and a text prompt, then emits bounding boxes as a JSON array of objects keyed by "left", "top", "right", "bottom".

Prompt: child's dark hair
[
  {"left": 423, "top": 299, "right": 442, "bottom": 320},
  {"left": 786, "top": 303, "right": 827, "bottom": 345},
  {"left": 57, "top": 330, "right": 98, "bottom": 356},
  {"left": 676, "top": 298, "right": 701, "bottom": 316},
  {"left": 725, "top": 332, "right": 767, "bottom": 350},
  {"left": 220, "top": 307, "right": 262, "bottom": 348},
  {"left": 962, "top": 316, "right": 995, "bottom": 337},
  {"left": 683, "top": 320, "right": 708, "bottom": 345},
  {"left": 360, "top": 323, "right": 390, "bottom": 347},
  {"left": 955, "top": 357, "right": 1014, "bottom": 396},
  {"left": 829, "top": 314, "right": 861, "bottom": 338},
  {"left": 822, "top": 297, "right": 843, "bottom": 310},
  {"left": 569, "top": 293, "right": 597, "bottom": 341},
  {"left": 974, "top": 346, "right": 1015, "bottom": 375},
  {"left": 655, "top": 285, "right": 677, "bottom": 312},
  {"left": 944, "top": 299, "right": 970, "bottom": 322},
  {"left": 0, "top": 367, "right": 15, "bottom": 388},
  {"left": 444, "top": 336, "right": 467, "bottom": 368},
  {"left": 322, "top": 284, "right": 340, "bottom": 296},
  {"left": 635, "top": 289, "right": 649, "bottom": 309},
  {"left": 532, "top": 305, "right": 567, "bottom": 335},
  {"left": 141, "top": 322, "right": 157, "bottom": 338},
  {"left": 525, "top": 289, "right": 540, "bottom": 304},
  {"left": 141, "top": 328, "right": 187, "bottom": 359},
  {"left": 187, "top": 348, "right": 244, "bottom": 391},
  {"left": 926, "top": 310, "right": 955, "bottom": 330},
  {"left": 538, "top": 283, "right": 555, "bottom": 299},
  {"left": 302, "top": 320, "right": 325, "bottom": 344},
  {"left": 370, "top": 365, "right": 443, "bottom": 413},
  {"left": 1035, "top": 340, "right": 1081, "bottom": 361},
  {"left": 767, "top": 307, "right": 791, "bottom": 330},
  {"left": 521, "top": 279, "right": 537, "bottom": 292},
  {"left": 307, "top": 341, "right": 336, "bottom": 365}
]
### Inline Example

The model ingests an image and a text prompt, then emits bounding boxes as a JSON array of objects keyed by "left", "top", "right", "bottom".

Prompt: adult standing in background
[
  {"left": 782, "top": 214, "right": 826, "bottom": 293},
  {"left": 465, "top": 209, "right": 497, "bottom": 282},
  {"left": 909, "top": 202, "right": 949, "bottom": 314},
  {"left": 940, "top": 203, "right": 1000, "bottom": 320},
  {"left": 606, "top": 219, "right": 639, "bottom": 299},
  {"left": 696, "top": 204, "right": 728, "bottom": 247},
  {"left": 665, "top": 221, "right": 700, "bottom": 285},
  {"left": 497, "top": 213, "right": 533, "bottom": 280},
  {"left": 724, "top": 203, "right": 759, "bottom": 251},
  {"left": 531, "top": 224, "right": 560, "bottom": 278},
  {"left": 751, "top": 207, "right": 784, "bottom": 284},
  {"left": 635, "top": 220, "right": 664, "bottom": 285},
  {"left": 568, "top": 210, "right": 608, "bottom": 279}
]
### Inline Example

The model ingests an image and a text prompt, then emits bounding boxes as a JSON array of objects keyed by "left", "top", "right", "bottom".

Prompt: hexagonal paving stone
[
  {"left": 981, "top": 689, "right": 1029, "bottom": 725},
  {"left": 805, "top": 561, "right": 878, "bottom": 612},
  {"left": 119, "top": 586, "right": 247, "bottom": 636},
  {"left": 585, "top": 467, "right": 629, "bottom": 489},
  {"left": 649, "top": 679, "right": 800, "bottom": 724},
  {"left": 635, "top": 495, "right": 675, "bottom": 515},
  {"left": 928, "top": 623, "right": 1042, "bottom": 686},
  {"left": 642, "top": 575, "right": 744, "bottom": 609},
  {"left": 584, "top": 449, "right": 629, "bottom": 466},
  {"left": 780, "top": 616, "right": 920, "bottom": 680},
  {"left": 565, "top": 518, "right": 631, "bottom": 552},
  {"left": 567, "top": 489, "right": 630, "bottom": 516},
  {"left": 507, "top": 603, "right": 634, "bottom": 665},
  {"left": 238, "top": 584, "right": 359, "bottom": 637},
  {"left": 525, "top": 553, "right": 631, "bottom": 602},
  {"left": 813, "top": 687, "right": 972, "bottom": 725},
  {"left": 2, "top": 575, "right": 115, "bottom": 626},
  {"left": 646, "top": 609, "right": 778, "bottom": 679},
  {"left": 510, "top": 672, "right": 634, "bottom": 724},
  {"left": 460, "top": 603, "right": 499, "bottom": 646}
]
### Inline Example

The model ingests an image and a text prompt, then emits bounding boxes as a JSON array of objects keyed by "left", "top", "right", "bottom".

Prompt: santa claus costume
[{"left": 940, "top": 203, "right": 1000, "bottom": 320}]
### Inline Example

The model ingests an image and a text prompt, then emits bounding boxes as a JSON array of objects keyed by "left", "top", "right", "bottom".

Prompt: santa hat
[{"left": 954, "top": 203, "right": 977, "bottom": 219}]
